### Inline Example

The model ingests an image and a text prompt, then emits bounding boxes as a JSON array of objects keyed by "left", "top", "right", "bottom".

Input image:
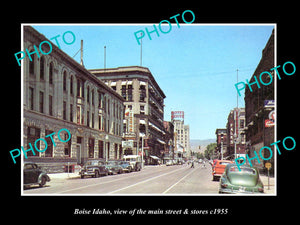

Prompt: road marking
[
  {"left": 108, "top": 166, "right": 187, "bottom": 194},
  {"left": 57, "top": 166, "right": 185, "bottom": 194},
  {"left": 162, "top": 166, "right": 200, "bottom": 194}
]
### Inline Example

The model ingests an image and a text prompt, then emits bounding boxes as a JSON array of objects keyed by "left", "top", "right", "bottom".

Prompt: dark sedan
[
  {"left": 106, "top": 160, "right": 124, "bottom": 175},
  {"left": 118, "top": 161, "right": 132, "bottom": 173},
  {"left": 80, "top": 160, "right": 109, "bottom": 179},
  {"left": 23, "top": 163, "right": 50, "bottom": 188},
  {"left": 219, "top": 164, "right": 264, "bottom": 194}
]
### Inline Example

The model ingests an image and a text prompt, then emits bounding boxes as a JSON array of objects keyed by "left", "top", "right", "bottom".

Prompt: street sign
[
  {"left": 265, "top": 162, "right": 272, "bottom": 170},
  {"left": 122, "top": 140, "right": 134, "bottom": 148}
]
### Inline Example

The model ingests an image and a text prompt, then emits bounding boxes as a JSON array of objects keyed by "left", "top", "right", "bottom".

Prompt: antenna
[
  {"left": 140, "top": 32, "right": 143, "bottom": 66},
  {"left": 80, "top": 40, "right": 84, "bottom": 67},
  {"left": 104, "top": 46, "right": 106, "bottom": 70}
]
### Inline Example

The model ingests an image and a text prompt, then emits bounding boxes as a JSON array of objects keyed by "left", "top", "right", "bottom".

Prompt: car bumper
[
  {"left": 219, "top": 187, "right": 264, "bottom": 194},
  {"left": 80, "top": 171, "right": 95, "bottom": 176}
]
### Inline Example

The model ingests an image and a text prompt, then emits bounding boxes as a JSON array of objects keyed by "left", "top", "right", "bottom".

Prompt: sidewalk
[
  {"left": 260, "top": 174, "right": 275, "bottom": 194},
  {"left": 48, "top": 172, "right": 80, "bottom": 180}
]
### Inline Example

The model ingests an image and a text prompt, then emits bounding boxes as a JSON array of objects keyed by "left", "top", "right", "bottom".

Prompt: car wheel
[
  {"left": 95, "top": 170, "right": 100, "bottom": 178},
  {"left": 81, "top": 175, "right": 85, "bottom": 179},
  {"left": 39, "top": 176, "right": 46, "bottom": 187}
]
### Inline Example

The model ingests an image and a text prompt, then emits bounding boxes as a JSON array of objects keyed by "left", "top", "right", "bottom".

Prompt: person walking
[{"left": 190, "top": 160, "right": 194, "bottom": 168}]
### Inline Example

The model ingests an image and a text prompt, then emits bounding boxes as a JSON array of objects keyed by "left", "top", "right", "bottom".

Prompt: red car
[{"left": 212, "top": 160, "right": 233, "bottom": 181}]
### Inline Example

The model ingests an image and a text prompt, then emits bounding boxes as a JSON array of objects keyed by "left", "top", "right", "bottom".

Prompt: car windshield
[
  {"left": 85, "top": 161, "right": 99, "bottom": 166},
  {"left": 125, "top": 158, "right": 136, "bottom": 162},
  {"left": 229, "top": 166, "right": 256, "bottom": 175}
]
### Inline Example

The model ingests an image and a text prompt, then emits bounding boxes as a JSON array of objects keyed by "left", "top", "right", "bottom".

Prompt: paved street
[{"left": 23, "top": 163, "right": 220, "bottom": 195}]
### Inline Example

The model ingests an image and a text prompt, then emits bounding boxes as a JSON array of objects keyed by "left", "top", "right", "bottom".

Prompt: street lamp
[{"left": 140, "top": 133, "right": 145, "bottom": 169}]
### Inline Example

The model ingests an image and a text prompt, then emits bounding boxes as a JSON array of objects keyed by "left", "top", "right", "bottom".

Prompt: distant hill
[{"left": 190, "top": 139, "right": 216, "bottom": 153}]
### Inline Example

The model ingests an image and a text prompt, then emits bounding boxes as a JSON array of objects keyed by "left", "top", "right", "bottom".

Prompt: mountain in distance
[{"left": 190, "top": 139, "right": 216, "bottom": 153}]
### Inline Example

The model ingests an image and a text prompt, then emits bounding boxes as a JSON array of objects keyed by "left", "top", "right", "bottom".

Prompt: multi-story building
[
  {"left": 244, "top": 29, "right": 275, "bottom": 171},
  {"left": 215, "top": 129, "right": 227, "bottom": 160},
  {"left": 171, "top": 111, "right": 190, "bottom": 158},
  {"left": 226, "top": 108, "right": 246, "bottom": 160},
  {"left": 89, "top": 66, "right": 166, "bottom": 164},
  {"left": 23, "top": 26, "right": 124, "bottom": 172}
]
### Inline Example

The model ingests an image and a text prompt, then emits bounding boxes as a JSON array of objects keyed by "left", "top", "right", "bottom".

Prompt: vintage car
[
  {"left": 106, "top": 160, "right": 124, "bottom": 175},
  {"left": 212, "top": 160, "right": 233, "bottom": 181},
  {"left": 80, "top": 160, "right": 109, "bottom": 179},
  {"left": 219, "top": 164, "right": 264, "bottom": 194},
  {"left": 117, "top": 161, "right": 132, "bottom": 173},
  {"left": 123, "top": 155, "right": 142, "bottom": 171},
  {"left": 23, "top": 163, "right": 50, "bottom": 188}
]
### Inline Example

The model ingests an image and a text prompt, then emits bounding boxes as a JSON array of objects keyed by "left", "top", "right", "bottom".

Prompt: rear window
[
  {"left": 219, "top": 162, "right": 231, "bottom": 165},
  {"left": 230, "top": 166, "right": 256, "bottom": 175}
]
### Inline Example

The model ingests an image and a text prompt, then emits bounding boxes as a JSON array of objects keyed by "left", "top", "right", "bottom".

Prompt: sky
[{"left": 32, "top": 24, "right": 274, "bottom": 140}]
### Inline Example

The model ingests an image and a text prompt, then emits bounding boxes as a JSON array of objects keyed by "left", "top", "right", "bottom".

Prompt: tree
[{"left": 204, "top": 143, "right": 217, "bottom": 159}]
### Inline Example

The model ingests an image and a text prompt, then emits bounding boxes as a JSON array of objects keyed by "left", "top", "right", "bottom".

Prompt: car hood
[{"left": 228, "top": 173, "right": 258, "bottom": 187}]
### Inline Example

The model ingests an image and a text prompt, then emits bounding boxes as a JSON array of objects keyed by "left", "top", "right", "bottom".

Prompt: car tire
[
  {"left": 39, "top": 176, "right": 46, "bottom": 187},
  {"left": 81, "top": 175, "right": 85, "bottom": 179},
  {"left": 95, "top": 170, "right": 100, "bottom": 178}
]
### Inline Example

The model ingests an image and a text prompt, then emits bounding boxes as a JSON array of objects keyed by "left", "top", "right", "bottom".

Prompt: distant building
[
  {"left": 89, "top": 66, "right": 166, "bottom": 164},
  {"left": 171, "top": 111, "right": 190, "bottom": 158},
  {"left": 23, "top": 26, "right": 124, "bottom": 172},
  {"left": 226, "top": 108, "right": 246, "bottom": 160},
  {"left": 244, "top": 29, "right": 275, "bottom": 171},
  {"left": 215, "top": 129, "right": 227, "bottom": 160}
]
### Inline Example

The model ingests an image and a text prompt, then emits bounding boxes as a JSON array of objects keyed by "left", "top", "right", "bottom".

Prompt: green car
[{"left": 219, "top": 164, "right": 264, "bottom": 194}]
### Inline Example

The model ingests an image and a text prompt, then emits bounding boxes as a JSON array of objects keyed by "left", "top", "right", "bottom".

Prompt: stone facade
[{"left": 23, "top": 26, "right": 124, "bottom": 172}]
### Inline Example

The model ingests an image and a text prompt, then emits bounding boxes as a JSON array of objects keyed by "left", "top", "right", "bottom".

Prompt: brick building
[
  {"left": 215, "top": 129, "right": 227, "bottom": 160},
  {"left": 226, "top": 108, "right": 246, "bottom": 160},
  {"left": 244, "top": 29, "right": 275, "bottom": 171},
  {"left": 89, "top": 66, "right": 166, "bottom": 164},
  {"left": 23, "top": 26, "right": 124, "bottom": 172}
]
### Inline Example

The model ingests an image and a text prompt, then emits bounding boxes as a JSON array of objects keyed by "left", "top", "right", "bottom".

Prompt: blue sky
[{"left": 32, "top": 24, "right": 274, "bottom": 139}]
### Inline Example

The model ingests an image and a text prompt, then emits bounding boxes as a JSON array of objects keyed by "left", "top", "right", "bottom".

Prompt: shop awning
[{"left": 150, "top": 155, "right": 160, "bottom": 160}]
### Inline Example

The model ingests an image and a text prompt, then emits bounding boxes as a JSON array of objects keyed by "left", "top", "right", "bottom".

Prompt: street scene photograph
[{"left": 21, "top": 23, "right": 276, "bottom": 195}]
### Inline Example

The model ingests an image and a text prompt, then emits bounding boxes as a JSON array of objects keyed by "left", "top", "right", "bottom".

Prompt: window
[
  {"left": 40, "top": 57, "right": 44, "bottom": 80},
  {"left": 45, "top": 130, "right": 54, "bottom": 157},
  {"left": 70, "top": 76, "right": 73, "bottom": 95},
  {"left": 27, "top": 127, "right": 40, "bottom": 157},
  {"left": 49, "top": 62, "right": 53, "bottom": 84},
  {"left": 29, "top": 54, "right": 35, "bottom": 75},
  {"left": 63, "top": 101, "right": 66, "bottom": 120},
  {"left": 70, "top": 104, "right": 73, "bottom": 122},
  {"left": 87, "top": 86, "right": 90, "bottom": 103},
  {"left": 29, "top": 87, "right": 34, "bottom": 110},
  {"left": 49, "top": 95, "right": 53, "bottom": 116},
  {"left": 39, "top": 91, "right": 44, "bottom": 113},
  {"left": 63, "top": 71, "right": 67, "bottom": 91},
  {"left": 89, "top": 138, "right": 95, "bottom": 158},
  {"left": 98, "top": 141, "right": 104, "bottom": 158}
]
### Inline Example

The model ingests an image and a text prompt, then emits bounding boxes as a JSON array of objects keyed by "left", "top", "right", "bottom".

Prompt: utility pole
[
  {"left": 104, "top": 46, "right": 106, "bottom": 70},
  {"left": 140, "top": 32, "right": 143, "bottom": 66},
  {"left": 80, "top": 40, "right": 84, "bottom": 67}
]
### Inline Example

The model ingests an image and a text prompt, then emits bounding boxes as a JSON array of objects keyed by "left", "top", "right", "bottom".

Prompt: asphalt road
[{"left": 23, "top": 163, "right": 219, "bottom": 195}]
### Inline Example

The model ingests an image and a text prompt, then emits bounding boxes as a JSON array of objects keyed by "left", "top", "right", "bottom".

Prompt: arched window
[
  {"left": 40, "top": 56, "right": 44, "bottom": 80},
  {"left": 49, "top": 62, "right": 54, "bottom": 84},
  {"left": 63, "top": 71, "right": 67, "bottom": 91}
]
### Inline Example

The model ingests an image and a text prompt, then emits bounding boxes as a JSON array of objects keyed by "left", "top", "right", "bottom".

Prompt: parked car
[
  {"left": 123, "top": 155, "right": 142, "bottom": 171},
  {"left": 219, "top": 164, "right": 264, "bottom": 194},
  {"left": 80, "top": 160, "right": 108, "bottom": 179},
  {"left": 118, "top": 161, "right": 132, "bottom": 173},
  {"left": 166, "top": 160, "right": 173, "bottom": 166},
  {"left": 23, "top": 163, "right": 50, "bottom": 188},
  {"left": 106, "top": 160, "right": 124, "bottom": 175},
  {"left": 212, "top": 160, "right": 233, "bottom": 181}
]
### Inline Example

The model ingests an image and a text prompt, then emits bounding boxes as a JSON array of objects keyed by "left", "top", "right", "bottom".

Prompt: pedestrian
[{"left": 191, "top": 160, "right": 194, "bottom": 168}]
